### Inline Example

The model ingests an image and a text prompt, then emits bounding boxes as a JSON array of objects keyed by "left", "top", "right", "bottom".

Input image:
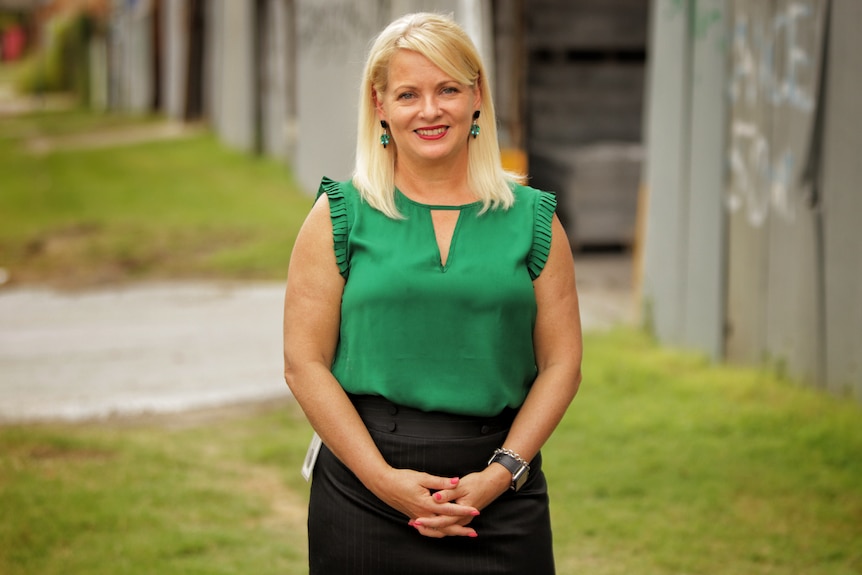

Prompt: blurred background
[
  {"left": 1, "top": 2, "right": 861, "bottom": 573},
  {"left": 1, "top": 0, "right": 858, "bottom": 402}
]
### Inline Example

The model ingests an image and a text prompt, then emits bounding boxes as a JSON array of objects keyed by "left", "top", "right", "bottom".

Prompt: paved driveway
[{"left": 0, "top": 256, "right": 636, "bottom": 423}]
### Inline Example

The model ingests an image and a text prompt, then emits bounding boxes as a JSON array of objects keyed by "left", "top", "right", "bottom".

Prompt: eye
[
  {"left": 441, "top": 86, "right": 460, "bottom": 95},
  {"left": 397, "top": 91, "right": 415, "bottom": 100}
]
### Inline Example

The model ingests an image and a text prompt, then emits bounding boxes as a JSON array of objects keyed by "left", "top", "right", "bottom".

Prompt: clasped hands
[{"left": 371, "top": 466, "right": 511, "bottom": 539}]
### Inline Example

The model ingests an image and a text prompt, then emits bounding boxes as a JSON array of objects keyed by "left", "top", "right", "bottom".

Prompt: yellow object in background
[{"left": 501, "top": 147, "right": 527, "bottom": 177}]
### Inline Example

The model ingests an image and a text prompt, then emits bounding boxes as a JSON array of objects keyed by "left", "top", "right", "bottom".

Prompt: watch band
[{"left": 488, "top": 448, "right": 530, "bottom": 491}]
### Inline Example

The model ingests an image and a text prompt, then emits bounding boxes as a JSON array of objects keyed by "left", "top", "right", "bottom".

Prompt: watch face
[{"left": 512, "top": 467, "right": 528, "bottom": 491}]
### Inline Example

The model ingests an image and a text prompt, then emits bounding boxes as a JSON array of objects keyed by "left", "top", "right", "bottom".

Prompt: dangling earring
[
  {"left": 470, "top": 111, "right": 480, "bottom": 139},
  {"left": 380, "top": 120, "right": 391, "bottom": 148}
]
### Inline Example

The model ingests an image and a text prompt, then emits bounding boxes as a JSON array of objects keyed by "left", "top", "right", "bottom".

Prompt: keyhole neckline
[{"left": 395, "top": 188, "right": 481, "bottom": 211}]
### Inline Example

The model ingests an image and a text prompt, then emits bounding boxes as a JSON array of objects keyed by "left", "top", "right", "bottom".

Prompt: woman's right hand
[{"left": 367, "top": 467, "right": 480, "bottom": 538}]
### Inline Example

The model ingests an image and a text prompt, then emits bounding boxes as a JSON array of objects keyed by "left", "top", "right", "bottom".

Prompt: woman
[{"left": 283, "top": 12, "right": 582, "bottom": 575}]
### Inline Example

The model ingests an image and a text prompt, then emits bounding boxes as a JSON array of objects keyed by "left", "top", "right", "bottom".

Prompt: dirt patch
[
  {"left": 6, "top": 224, "right": 256, "bottom": 290},
  {"left": 25, "top": 121, "right": 204, "bottom": 155},
  {"left": 242, "top": 465, "right": 308, "bottom": 530},
  {"left": 90, "top": 397, "right": 296, "bottom": 431},
  {"left": 27, "top": 444, "right": 115, "bottom": 462},
  {"left": 0, "top": 91, "right": 75, "bottom": 118}
]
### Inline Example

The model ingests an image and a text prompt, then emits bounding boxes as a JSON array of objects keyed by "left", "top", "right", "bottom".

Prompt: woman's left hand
[{"left": 409, "top": 464, "right": 512, "bottom": 538}]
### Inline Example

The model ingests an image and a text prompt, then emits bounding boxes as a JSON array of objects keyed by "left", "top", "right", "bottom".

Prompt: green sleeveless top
[{"left": 318, "top": 177, "right": 557, "bottom": 417}]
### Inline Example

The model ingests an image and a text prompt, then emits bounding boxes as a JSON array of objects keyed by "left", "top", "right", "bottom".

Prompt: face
[{"left": 375, "top": 49, "right": 481, "bottom": 167}]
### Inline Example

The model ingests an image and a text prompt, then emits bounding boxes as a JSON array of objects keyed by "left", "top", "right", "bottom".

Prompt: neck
[{"left": 394, "top": 155, "right": 473, "bottom": 204}]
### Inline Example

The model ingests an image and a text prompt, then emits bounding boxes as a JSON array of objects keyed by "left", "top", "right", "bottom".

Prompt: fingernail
[
  {"left": 450, "top": 477, "right": 459, "bottom": 485},
  {"left": 469, "top": 532, "right": 478, "bottom": 538},
  {"left": 408, "top": 520, "right": 415, "bottom": 527},
  {"left": 470, "top": 510, "right": 480, "bottom": 516},
  {"left": 434, "top": 492, "right": 443, "bottom": 501},
  {"left": 413, "top": 520, "right": 423, "bottom": 526}
]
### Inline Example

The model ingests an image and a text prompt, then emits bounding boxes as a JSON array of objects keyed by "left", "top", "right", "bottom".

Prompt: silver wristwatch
[{"left": 488, "top": 448, "right": 530, "bottom": 491}]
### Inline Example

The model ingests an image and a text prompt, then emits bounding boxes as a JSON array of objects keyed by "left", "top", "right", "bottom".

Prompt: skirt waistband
[{"left": 348, "top": 394, "right": 517, "bottom": 439}]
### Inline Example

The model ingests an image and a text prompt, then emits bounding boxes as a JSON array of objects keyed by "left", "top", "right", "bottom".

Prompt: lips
[{"left": 415, "top": 126, "right": 448, "bottom": 139}]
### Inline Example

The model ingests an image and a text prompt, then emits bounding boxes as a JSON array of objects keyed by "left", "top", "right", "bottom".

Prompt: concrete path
[{"left": 0, "top": 256, "right": 636, "bottom": 424}]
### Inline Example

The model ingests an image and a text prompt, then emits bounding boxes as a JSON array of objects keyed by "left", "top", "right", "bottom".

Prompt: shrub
[{"left": 15, "top": 13, "right": 92, "bottom": 101}]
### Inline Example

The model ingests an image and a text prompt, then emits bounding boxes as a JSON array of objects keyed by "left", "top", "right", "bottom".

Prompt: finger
[
  {"left": 421, "top": 475, "right": 461, "bottom": 493},
  {"left": 431, "top": 479, "right": 469, "bottom": 504},
  {"left": 420, "top": 500, "right": 480, "bottom": 518},
  {"left": 439, "top": 525, "right": 478, "bottom": 538},
  {"left": 410, "top": 520, "right": 477, "bottom": 538},
  {"left": 414, "top": 524, "right": 446, "bottom": 538},
  {"left": 412, "top": 507, "right": 479, "bottom": 531},
  {"left": 432, "top": 489, "right": 454, "bottom": 503}
]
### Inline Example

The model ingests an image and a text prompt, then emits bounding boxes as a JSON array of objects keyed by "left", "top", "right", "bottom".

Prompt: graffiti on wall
[
  {"left": 727, "top": 0, "right": 826, "bottom": 227},
  {"left": 297, "top": 0, "right": 390, "bottom": 63}
]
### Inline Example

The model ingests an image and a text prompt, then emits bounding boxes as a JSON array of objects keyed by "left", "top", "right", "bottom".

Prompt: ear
[
  {"left": 472, "top": 77, "right": 482, "bottom": 111},
  {"left": 373, "top": 88, "right": 386, "bottom": 121}
]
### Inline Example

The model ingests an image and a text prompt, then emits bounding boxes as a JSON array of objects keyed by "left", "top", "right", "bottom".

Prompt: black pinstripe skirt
[{"left": 308, "top": 395, "right": 556, "bottom": 575}]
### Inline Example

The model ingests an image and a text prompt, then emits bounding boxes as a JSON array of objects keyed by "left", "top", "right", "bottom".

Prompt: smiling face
[{"left": 375, "top": 49, "right": 481, "bottom": 170}]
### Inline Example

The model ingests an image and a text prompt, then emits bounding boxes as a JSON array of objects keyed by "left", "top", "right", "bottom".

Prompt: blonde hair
[{"left": 352, "top": 12, "right": 520, "bottom": 218}]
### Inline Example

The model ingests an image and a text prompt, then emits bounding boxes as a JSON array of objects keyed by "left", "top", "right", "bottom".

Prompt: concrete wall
[
  {"left": 158, "top": 0, "right": 295, "bottom": 158},
  {"left": 641, "top": 0, "right": 697, "bottom": 345},
  {"left": 820, "top": 0, "right": 862, "bottom": 395},
  {"left": 120, "top": 6, "right": 153, "bottom": 113},
  {"left": 641, "top": 0, "right": 861, "bottom": 399},
  {"left": 724, "top": 0, "right": 828, "bottom": 387},
  {"left": 293, "top": 0, "right": 387, "bottom": 192},
  {"left": 260, "top": 0, "right": 295, "bottom": 160},
  {"left": 209, "top": 0, "right": 255, "bottom": 151},
  {"left": 104, "top": 1, "right": 154, "bottom": 114},
  {"left": 680, "top": 0, "right": 728, "bottom": 360},
  {"left": 161, "top": 0, "right": 185, "bottom": 120}
]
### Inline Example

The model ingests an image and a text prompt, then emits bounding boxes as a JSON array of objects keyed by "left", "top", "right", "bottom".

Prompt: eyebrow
[{"left": 391, "top": 80, "right": 462, "bottom": 92}]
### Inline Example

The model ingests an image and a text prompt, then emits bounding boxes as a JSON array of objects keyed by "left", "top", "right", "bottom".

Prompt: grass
[
  {"left": 1, "top": 107, "right": 860, "bottom": 573},
  {"left": 0, "top": 401, "right": 313, "bottom": 575},
  {"left": 0, "top": 108, "right": 313, "bottom": 287},
  {"left": 1, "top": 330, "right": 860, "bottom": 574},
  {"left": 547, "top": 330, "right": 862, "bottom": 575}
]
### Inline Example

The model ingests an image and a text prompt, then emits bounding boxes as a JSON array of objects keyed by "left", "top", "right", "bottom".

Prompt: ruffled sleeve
[
  {"left": 527, "top": 190, "right": 557, "bottom": 280},
  {"left": 316, "top": 177, "right": 350, "bottom": 278}
]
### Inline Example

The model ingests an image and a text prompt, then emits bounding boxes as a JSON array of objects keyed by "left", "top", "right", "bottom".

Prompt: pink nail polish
[
  {"left": 413, "top": 520, "right": 423, "bottom": 526},
  {"left": 434, "top": 492, "right": 443, "bottom": 501},
  {"left": 469, "top": 532, "right": 478, "bottom": 538},
  {"left": 450, "top": 477, "right": 459, "bottom": 485},
  {"left": 470, "top": 510, "right": 480, "bottom": 516}
]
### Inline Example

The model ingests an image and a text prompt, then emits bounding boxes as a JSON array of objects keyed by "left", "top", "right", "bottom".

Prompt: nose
[{"left": 419, "top": 94, "right": 440, "bottom": 119}]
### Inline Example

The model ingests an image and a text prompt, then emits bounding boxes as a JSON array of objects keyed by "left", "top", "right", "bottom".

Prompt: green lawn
[
  {"left": 0, "top": 400, "right": 312, "bottom": 575},
  {"left": 0, "top": 108, "right": 312, "bottom": 287},
  {"left": 550, "top": 330, "right": 862, "bottom": 575}
]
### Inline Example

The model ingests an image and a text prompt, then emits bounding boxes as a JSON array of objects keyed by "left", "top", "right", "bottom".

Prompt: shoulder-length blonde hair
[{"left": 352, "top": 12, "right": 519, "bottom": 218}]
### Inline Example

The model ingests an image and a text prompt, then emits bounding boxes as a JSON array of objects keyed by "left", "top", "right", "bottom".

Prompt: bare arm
[
  {"left": 283, "top": 195, "right": 383, "bottom": 481},
  {"left": 283, "top": 194, "right": 479, "bottom": 533},
  {"left": 500, "top": 213, "right": 583, "bottom": 463}
]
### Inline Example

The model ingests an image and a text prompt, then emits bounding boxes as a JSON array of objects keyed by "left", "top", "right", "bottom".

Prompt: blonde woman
[{"left": 284, "top": 12, "right": 582, "bottom": 574}]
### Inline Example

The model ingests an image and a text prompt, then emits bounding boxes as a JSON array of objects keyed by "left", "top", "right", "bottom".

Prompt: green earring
[
  {"left": 380, "top": 121, "right": 390, "bottom": 148},
  {"left": 470, "top": 111, "right": 480, "bottom": 138}
]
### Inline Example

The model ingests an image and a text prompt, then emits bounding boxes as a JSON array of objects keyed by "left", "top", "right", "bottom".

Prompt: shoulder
[
  {"left": 316, "top": 177, "right": 360, "bottom": 202},
  {"left": 513, "top": 183, "right": 561, "bottom": 280},
  {"left": 313, "top": 177, "right": 356, "bottom": 277},
  {"left": 509, "top": 182, "right": 557, "bottom": 223},
  {"left": 511, "top": 182, "right": 557, "bottom": 212}
]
